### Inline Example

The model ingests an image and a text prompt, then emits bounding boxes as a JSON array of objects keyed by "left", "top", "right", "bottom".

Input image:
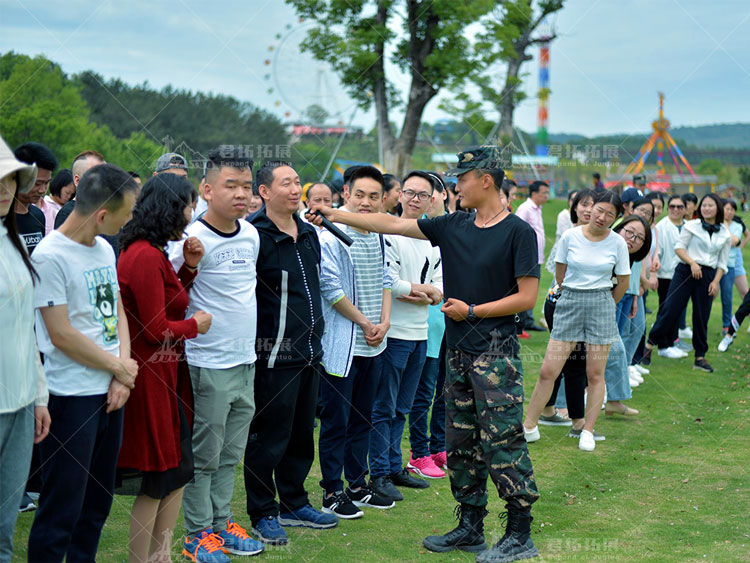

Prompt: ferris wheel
[{"left": 263, "top": 19, "right": 358, "bottom": 124}]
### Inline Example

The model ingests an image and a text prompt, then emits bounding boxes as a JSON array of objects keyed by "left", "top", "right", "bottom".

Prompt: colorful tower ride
[{"left": 536, "top": 34, "right": 551, "bottom": 156}]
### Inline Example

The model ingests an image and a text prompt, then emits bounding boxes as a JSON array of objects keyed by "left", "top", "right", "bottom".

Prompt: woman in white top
[
  {"left": 647, "top": 193, "right": 731, "bottom": 373},
  {"left": 719, "top": 199, "right": 744, "bottom": 331},
  {"left": 524, "top": 190, "right": 631, "bottom": 452},
  {"left": 0, "top": 138, "right": 50, "bottom": 560}
]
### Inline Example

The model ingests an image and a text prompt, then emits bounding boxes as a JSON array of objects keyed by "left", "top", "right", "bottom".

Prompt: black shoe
[
  {"left": 321, "top": 491, "right": 363, "bottom": 519},
  {"left": 423, "top": 504, "right": 489, "bottom": 553},
  {"left": 645, "top": 307, "right": 653, "bottom": 314},
  {"left": 641, "top": 347, "right": 652, "bottom": 367},
  {"left": 369, "top": 476, "right": 403, "bottom": 501},
  {"left": 19, "top": 493, "right": 36, "bottom": 513},
  {"left": 346, "top": 484, "right": 396, "bottom": 509},
  {"left": 693, "top": 358, "right": 714, "bottom": 373},
  {"left": 527, "top": 324, "right": 546, "bottom": 332},
  {"left": 476, "top": 509, "right": 539, "bottom": 563},
  {"left": 390, "top": 468, "right": 429, "bottom": 489}
]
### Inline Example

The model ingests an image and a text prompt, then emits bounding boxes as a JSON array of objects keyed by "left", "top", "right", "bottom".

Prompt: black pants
[
  {"left": 728, "top": 291, "right": 750, "bottom": 335},
  {"left": 544, "top": 299, "right": 586, "bottom": 419},
  {"left": 649, "top": 263, "right": 715, "bottom": 358},
  {"left": 244, "top": 364, "right": 320, "bottom": 523},
  {"left": 28, "top": 394, "right": 123, "bottom": 563},
  {"left": 318, "top": 355, "right": 382, "bottom": 493},
  {"left": 657, "top": 277, "right": 679, "bottom": 345}
]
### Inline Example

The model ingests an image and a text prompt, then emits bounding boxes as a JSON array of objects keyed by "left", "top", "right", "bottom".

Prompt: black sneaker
[
  {"left": 640, "top": 347, "right": 652, "bottom": 367},
  {"left": 693, "top": 359, "right": 714, "bottom": 373},
  {"left": 321, "top": 491, "right": 364, "bottom": 520},
  {"left": 346, "top": 485, "right": 395, "bottom": 509},
  {"left": 390, "top": 468, "right": 429, "bottom": 489},
  {"left": 370, "top": 476, "right": 403, "bottom": 501}
]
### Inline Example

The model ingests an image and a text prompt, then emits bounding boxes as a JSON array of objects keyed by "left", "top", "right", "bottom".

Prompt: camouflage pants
[{"left": 445, "top": 346, "right": 539, "bottom": 510}]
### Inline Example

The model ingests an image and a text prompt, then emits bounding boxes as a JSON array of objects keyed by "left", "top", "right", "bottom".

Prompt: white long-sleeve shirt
[
  {"left": 385, "top": 234, "right": 443, "bottom": 341},
  {"left": 675, "top": 219, "right": 731, "bottom": 273},
  {"left": 0, "top": 223, "right": 47, "bottom": 413},
  {"left": 655, "top": 217, "right": 683, "bottom": 279}
]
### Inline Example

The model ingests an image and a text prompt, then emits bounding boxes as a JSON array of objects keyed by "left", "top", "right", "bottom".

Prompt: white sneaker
[
  {"left": 658, "top": 346, "right": 688, "bottom": 359},
  {"left": 628, "top": 366, "right": 644, "bottom": 383},
  {"left": 718, "top": 333, "right": 735, "bottom": 352},
  {"left": 629, "top": 376, "right": 640, "bottom": 388},
  {"left": 524, "top": 425, "right": 540, "bottom": 443},
  {"left": 678, "top": 327, "right": 693, "bottom": 340},
  {"left": 633, "top": 364, "right": 650, "bottom": 375},
  {"left": 578, "top": 429, "right": 596, "bottom": 451}
]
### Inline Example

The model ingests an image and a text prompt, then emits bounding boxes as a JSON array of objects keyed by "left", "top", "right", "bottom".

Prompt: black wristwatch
[{"left": 467, "top": 304, "right": 477, "bottom": 322}]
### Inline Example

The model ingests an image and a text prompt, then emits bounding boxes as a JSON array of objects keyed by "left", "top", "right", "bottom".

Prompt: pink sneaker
[
  {"left": 407, "top": 452, "right": 445, "bottom": 479},
  {"left": 431, "top": 451, "right": 447, "bottom": 470}
]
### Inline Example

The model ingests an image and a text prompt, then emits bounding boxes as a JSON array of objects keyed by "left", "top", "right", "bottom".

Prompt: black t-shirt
[
  {"left": 417, "top": 212, "right": 540, "bottom": 355},
  {"left": 16, "top": 205, "right": 46, "bottom": 254}
]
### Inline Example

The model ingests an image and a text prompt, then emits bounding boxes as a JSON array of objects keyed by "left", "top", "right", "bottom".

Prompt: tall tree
[
  {"left": 287, "top": 0, "right": 500, "bottom": 177},
  {"left": 474, "top": 0, "right": 564, "bottom": 144}
]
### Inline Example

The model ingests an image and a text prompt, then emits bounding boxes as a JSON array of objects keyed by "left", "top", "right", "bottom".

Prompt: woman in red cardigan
[{"left": 117, "top": 173, "right": 212, "bottom": 562}]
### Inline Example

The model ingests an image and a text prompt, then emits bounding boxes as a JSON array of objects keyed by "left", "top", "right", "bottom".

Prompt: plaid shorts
[{"left": 549, "top": 286, "right": 619, "bottom": 345}]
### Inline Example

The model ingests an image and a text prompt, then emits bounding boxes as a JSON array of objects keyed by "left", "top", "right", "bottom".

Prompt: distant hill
[{"left": 547, "top": 123, "right": 750, "bottom": 150}]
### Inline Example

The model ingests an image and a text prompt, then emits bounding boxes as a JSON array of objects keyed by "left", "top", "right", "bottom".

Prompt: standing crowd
[{"left": 1, "top": 136, "right": 746, "bottom": 563}]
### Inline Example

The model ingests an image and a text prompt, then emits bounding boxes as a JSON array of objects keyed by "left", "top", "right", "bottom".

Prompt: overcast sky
[{"left": 2, "top": 0, "right": 749, "bottom": 138}]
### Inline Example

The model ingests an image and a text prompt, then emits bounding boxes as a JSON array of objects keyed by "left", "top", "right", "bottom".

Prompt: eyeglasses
[
  {"left": 668, "top": 204, "right": 685, "bottom": 210},
  {"left": 621, "top": 227, "right": 645, "bottom": 244},
  {"left": 402, "top": 189, "right": 431, "bottom": 201}
]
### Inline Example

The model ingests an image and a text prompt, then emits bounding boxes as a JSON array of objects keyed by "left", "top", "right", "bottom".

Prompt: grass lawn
[{"left": 12, "top": 198, "right": 750, "bottom": 562}]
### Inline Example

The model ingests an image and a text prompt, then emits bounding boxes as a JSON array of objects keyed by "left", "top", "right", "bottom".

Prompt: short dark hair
[
  {"left": 592, "top": 188, "right": 623, "bottom": 218},
  {"left": 49, "top": 169, "right": 74, "bottom": 198},
  {"left": 667, "top": 194, "right": 684, "bottom": 206},
  {"left": 402, "top": 171, "right": 436, "bottom": 192},
  {"left": 613, "top": 215, "right": 653, "bottom": 263},
  {"left": 74, "top": 164, "right": 138, "bottom": 215},
  {"left": 570, "top": 188, "right": 594, "bottom": 224},
  {"left": 343, "top": 166, "right": 361, "bottom": 185},
  {"left": 528, "top": 180, "right": 549, "bottom": 197},
  {"left": 120, "top": 173, "right": 195, "bottom": 251},
  {"left": 723, "top": 198, "right": 738, "bottom": 212},
  {"left": 348, "top": 165, "right": 384, "bottom": 191},
  {"left": 697, "top": 193, "right": 724, "bottom": 224},
  {"left": 128, "top": 171, "right": 141, "bottom": 180},
  {"left": 256, "top": 160, "right": 293, "bottom": 192},
  {"left": 383, "top": 174, "right": 400, "bottom": 193},
  {"left": 425, "top": 172, "right": 446, "bottom": 193},
  {"left": 14, "top": 142, "right": 58, "bottom": 171},
  {"left": 205, "top": 146, "right": 254, "bottom": 180},
  {"left": 472, "top": 168, "right": 505, "bottom": 191},
  {"left": 593, "top": 172, "right": 601, "bottom": 180},
  {"left": 646, "top": 191, "right": 664, "bottom": 204},
  {"left": 681, "top": 193, "right": 698, "bottom": 205}
]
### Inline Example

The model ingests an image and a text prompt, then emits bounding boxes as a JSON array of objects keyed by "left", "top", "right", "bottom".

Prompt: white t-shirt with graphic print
[{"left": 32, "top": 231, "right": 120, "bottom": 396}]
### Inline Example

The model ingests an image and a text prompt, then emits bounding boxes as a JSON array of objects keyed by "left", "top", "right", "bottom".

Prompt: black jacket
[{"left": 249, "top": 209, "right": 325, "bottom": 369}]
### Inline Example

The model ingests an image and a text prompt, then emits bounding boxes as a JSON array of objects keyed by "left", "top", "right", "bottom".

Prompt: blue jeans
[
  {"left": 369, "top": 339, "right": 427, "bottom": 477},
  {"left": 720, "top": 265, "right": 736, "bottom": 328},
  {"left": 408, "top": 338, "right": 447, "bottom": 458},
  {"left": 618, "top": 296, "right": 645, "bottom": 365},
  {"left": 604, "top": 336, "right": 632, "bottom": 402},
  {"left": 319, "top": 355, "right": 382, "bottom": 493},
  {"left": 0, "top": 403, "right": 33, "bottom": 562}
]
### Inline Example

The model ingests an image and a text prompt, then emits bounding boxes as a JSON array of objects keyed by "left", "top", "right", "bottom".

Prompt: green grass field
[{"left": 12, "top": 199, "right": 750, "bottom": 562}]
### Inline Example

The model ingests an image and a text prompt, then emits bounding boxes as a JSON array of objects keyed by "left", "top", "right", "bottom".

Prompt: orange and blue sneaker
[
  {"left": 217, "top": 518, "right": 265, "bottom": 556},
  {"left": 182, "top": 528, "right": 230, "bottom": 563}
]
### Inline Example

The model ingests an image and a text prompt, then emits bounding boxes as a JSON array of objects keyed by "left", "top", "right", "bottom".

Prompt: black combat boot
[
  {"left": 423, "top": 504, "right": 489, "bottom": 553},
  {"left": 476, "top": 508, "right": 539, "bottom": 562}
]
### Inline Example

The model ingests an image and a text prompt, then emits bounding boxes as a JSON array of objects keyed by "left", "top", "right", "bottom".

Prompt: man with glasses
[{"left": 368, "top": 171, "right": 444, "bottom": 501}]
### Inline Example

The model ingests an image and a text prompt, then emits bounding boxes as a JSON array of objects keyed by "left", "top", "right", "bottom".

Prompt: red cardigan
[{"left": 117, "top": 240, "right": 198, "bottom": 472}]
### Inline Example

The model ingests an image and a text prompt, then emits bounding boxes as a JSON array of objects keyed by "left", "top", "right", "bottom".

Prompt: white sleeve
[
  {"left": 555, "top": 229, "right": 571, "bottom": 264},
  {"left": 674, "top": 223, "right": 693, "bottom": 252},
  {"left": 717, "top": 234, "right": 731, "bottom": 274},
  {"left": 168, "top": 238, "right": 187, "bottom": 272},
  {"left": 385, "top": 236, "right": 411, "bottom": 298},
  {"left": 32, "top": 251, "right": 68, "bottom": 309},
  {"left": 614, "top": 237, "right": 632, "bottom": 276},
  {"left": 430, "top": 248, "right": 443, "bottom": 294}
]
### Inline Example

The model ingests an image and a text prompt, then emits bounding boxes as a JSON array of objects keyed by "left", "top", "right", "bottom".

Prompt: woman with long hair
[
  {"left": 0, "top": 137, "right": 50, "bottom": 559},
  {"left": 647, "top": 193, "right": 731, "bottom": 373},
  {"left": 719, "top": 199, "right": 745, "bottom": 332},
  {"left": 524, "top": 190, "right": 631, "bottom": 452},
  {"left": 116, "top": 174, "right": 212, "bottom": 562}
]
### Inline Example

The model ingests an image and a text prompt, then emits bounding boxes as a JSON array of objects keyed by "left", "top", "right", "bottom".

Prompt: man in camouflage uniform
[{"left": 306, "top": 146, "right": 541, "bottom": 563}]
